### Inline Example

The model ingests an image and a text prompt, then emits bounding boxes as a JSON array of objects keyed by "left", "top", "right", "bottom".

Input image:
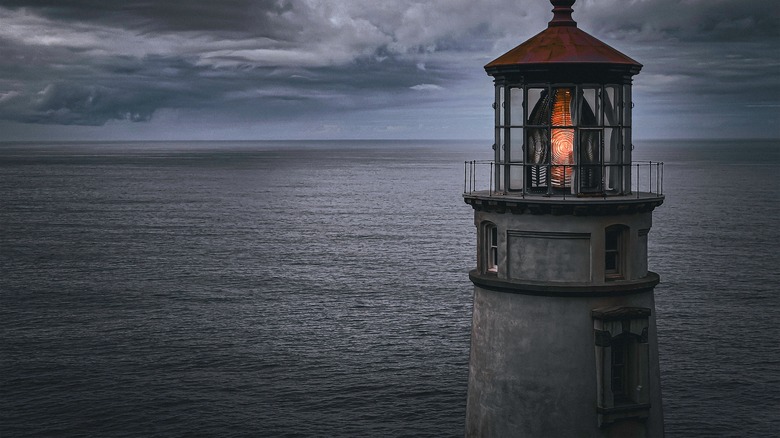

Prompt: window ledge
[{"left": 598, "top": 403, "right": 650, "bottom": 426}]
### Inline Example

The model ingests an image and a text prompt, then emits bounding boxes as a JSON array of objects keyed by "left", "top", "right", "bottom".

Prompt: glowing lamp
[{"left": 550, "top": 88, "right": 574, "bottom": 188}]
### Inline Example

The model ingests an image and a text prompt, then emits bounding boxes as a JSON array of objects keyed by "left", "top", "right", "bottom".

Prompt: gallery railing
[{"left": 464, "top": 161, "right": 663, "bottom": 199}]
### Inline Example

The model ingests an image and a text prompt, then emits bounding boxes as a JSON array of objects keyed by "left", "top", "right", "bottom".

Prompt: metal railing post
[
  {"left": 648, "top": 163, "right": 651, "bottom": 197},
  {"left": 489, "top": 162, "right": 494, "bottom": 196},
  {"left": 472, "top": 161, "right": 476, "bottom": 193},
  {"left": 473, "top": 161, "right": 477, "bottom": 194},
  {"left": 635, "top": 163, "right": 639, "bottom": 198},
  {"left": 661, "top": 162, "right": 664, "bottom": 195},
  {"left": 464, "top": 161, "right": 467, "bottom": 194}
]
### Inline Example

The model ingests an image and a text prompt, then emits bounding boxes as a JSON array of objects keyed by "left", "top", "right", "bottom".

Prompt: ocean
[{"left": 1, "top": 139, "right": 778, "bottom": 437}]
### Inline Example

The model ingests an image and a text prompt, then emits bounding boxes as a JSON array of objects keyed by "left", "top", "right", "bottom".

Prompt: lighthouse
[{"left": 463, "top": 1, "right": 665, "bottom": 436}]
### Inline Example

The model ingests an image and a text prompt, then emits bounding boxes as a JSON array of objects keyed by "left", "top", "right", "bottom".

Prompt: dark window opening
[
  {"left": 483, "top": 223, "right": 498, "bottom": 274},
  {"left": 488, "top": 225, "right": 498, "bottom": 273},
  {"left": 593, "top": 307, "right": 652, "bottom": 425},
  {"left": 605, "top": 225, "right": 625, "bottom": 280},
  {"left": 611, "top": 337, "right": 629, "bottom": 404}
]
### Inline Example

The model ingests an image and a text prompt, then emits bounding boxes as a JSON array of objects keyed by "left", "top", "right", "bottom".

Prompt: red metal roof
[{"left": 485, "top": 0, "right": 641, "bottom": 70}]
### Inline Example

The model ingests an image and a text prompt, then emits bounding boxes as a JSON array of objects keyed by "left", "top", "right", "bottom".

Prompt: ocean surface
[{"left": 1, "top": 139, "right": 778, "bottom": 437}]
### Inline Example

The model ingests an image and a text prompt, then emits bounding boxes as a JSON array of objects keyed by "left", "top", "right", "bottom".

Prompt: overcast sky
[{"left": 0, "top": 0, "right": 777, "bottom": 141}]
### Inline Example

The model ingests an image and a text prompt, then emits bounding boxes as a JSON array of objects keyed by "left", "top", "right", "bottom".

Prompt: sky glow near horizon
[{"left": 0, "top": 0, "right": 777, "bottom": 141}]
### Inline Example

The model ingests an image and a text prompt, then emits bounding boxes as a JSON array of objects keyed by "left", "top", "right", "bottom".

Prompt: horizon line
[{"left": 1, "top": 137, "right": 778, "bottom": 144}]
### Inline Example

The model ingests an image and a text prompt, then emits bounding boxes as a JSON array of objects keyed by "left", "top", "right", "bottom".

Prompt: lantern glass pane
[
  {"left": 527, "top": 88, "right": 548, "bottom": 125},
  {"left": 549, "top": 88, "right": 574, "bottom": 188},
  {"left": 579, "top": 129, "right": 602, "bottom": 192},
  {"left": 526, "top": 128, "right": 548, "bottom": 164},
  {"left": 551, "top": 88, "right": 574, "bottom": 127},
  {"left": 510, "top": 87, "right": 524, "bottom": 126},
  {"left": 579, "top": 88, "right": 599, "bottom": 126},
  {"left": 526, "top": 128, "right": 548, "bottom": 190},
  {"left": 509, "top": 128, "right": 523, "bottom": 162},
  {"left": 604, "top": 85, "right": 620, "bottom": 126},
  {"left": 509, "top": 164, "right": 523, "bottom": 190},
  {"left": 604, "top": 128, "right": 620, "bottom": 163},
  {"left": 604, "top": 128, "right": 620, "bottom": 191}
]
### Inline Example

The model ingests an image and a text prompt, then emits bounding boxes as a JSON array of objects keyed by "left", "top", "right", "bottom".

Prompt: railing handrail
[{"left": 464, "top": 160, "right": 664, "bottom": 198}]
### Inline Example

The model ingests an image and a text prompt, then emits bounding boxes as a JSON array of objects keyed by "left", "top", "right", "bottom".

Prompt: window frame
[
  {"left": 605, "top": 225, "right": 627, "bottom": 280},
  {"left": 593, "top": 307, "right": 652, "bottom": 426},
  {"left": 485, "top": 223, "right": 498, "bottom": 274}
]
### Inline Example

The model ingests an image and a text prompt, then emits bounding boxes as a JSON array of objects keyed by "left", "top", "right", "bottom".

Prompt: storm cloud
[{"left": 0, "top": 0, "right": 776, "bottom": 139}]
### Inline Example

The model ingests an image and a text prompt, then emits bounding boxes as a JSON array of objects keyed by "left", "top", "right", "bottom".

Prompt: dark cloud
[
  {"left": 0, "top": 0, "right": 294, "bottom": 35},
  {"left": 0, "top": 54, "right": 206, "bottom": 125},
  {"left": 577, "top": 0, "right": 778, "bottom": 43},
  {"left": 0, "top": 83, "right": 154, "bottom": 125},
  {"left": 0, "top": 42, "right": 446, "bottom": 127},
  {"left": 0, "top": 0, "right": 776, "bottom": 139}
]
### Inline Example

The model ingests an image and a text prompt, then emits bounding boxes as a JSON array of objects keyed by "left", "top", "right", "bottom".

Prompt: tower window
[
  {"left": 593, "top": 307, "right": 651, "bottom": 426},
  {"left": 605, "top": 225, "right": 627, "bottom": 280},
  {"left": 484, "top": 223, "right": 498, "bottom": 273},
  {"left": 610, "top": 338, "right": 627, "bottom": 400}
]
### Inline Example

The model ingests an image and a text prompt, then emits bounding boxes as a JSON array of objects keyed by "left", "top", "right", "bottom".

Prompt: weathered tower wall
[
  {"left": 466, "top": 286, "right": 664, "bottom": 437},
  {"left": 464, "top": 203, "right": 664, "bottom": 437}
]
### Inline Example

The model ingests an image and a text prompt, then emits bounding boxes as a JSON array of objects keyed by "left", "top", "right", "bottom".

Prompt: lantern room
[{"left": 483, "top": 0, "right": 644, "bottom": 197}]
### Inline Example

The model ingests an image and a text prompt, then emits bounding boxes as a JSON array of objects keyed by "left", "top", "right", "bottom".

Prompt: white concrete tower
[{"left": 463, "top": 1, "right": 665, "bottom": 436}]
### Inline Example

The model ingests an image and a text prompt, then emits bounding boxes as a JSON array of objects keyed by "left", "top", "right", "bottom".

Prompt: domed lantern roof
[{"left": 485, "top": 0, "right": 641, "bottom": 80}]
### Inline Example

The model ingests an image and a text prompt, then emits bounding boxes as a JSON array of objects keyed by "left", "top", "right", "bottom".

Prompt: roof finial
[{"left": 549, "top": 0, "right": 577, "bottom": 27}]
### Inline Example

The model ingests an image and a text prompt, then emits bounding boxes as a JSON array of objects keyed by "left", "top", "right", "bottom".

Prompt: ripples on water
[
  {"left": 1, "top": 140, "right": 778, "bottom": 437},
  {"left": 639, "top": 141, "right": 780, "bottom": 437}
]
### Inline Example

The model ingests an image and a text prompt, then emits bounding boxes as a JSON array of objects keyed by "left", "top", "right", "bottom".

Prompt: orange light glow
[{"left": 551, "top": 88, "right": 574, "bottom": 188}]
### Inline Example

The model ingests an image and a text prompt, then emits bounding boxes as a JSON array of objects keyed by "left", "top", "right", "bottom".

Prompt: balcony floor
[{"left": 463, "top": 191, "right": 664, "bottom": 215}]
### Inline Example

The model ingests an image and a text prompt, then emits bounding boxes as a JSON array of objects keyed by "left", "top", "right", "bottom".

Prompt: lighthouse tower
[{"left": 463, "top": 1, "right": 665, "bottom": 436}]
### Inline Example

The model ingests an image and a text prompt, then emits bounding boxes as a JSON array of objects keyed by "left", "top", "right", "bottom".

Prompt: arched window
[
  {"left": 605, "top": 225, "right": 628, "bottom": 280},
  {"left": 483, "top": 222, "right": 498, "bottom": 274}
]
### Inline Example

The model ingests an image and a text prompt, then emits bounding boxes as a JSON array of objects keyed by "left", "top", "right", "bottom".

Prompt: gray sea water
[{"left": 1, "top": 139, "right": 778, "bottom": 437}]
